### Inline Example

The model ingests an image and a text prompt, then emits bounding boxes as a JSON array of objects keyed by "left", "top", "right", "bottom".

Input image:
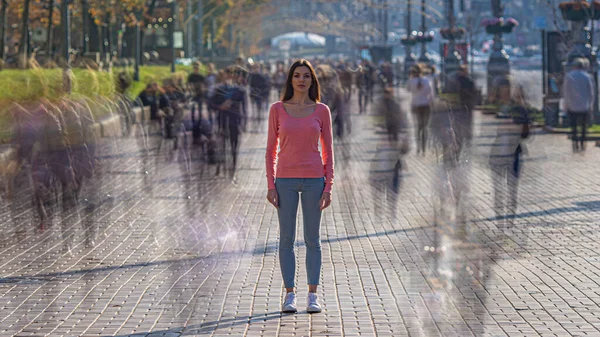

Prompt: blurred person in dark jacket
[
  {"left": 454, "top": 65, "right": 477, "bottom": 151},
  {"left": 188, "top": 62, "right": 206, "bottom": 144},
  {"left": 356, "top": 65, "right": 371, "bottom": 114},
  {"left": 158, "top": 79, "right": 186, "bottom": 144},
  {"left": 248, "top": 64, "right": 271, "bottom": 126},
  {"left": 317, "top": 64, "right": 349, "bottom": 140},
  {"left": 209, "top": 66, "right": 248, "bottom": 178},
  {"left": 137, "top": 83, "right": 160, "bottom": 121},
  {"left": 374, "top": 86, "right": 410, "bottom": 191}
]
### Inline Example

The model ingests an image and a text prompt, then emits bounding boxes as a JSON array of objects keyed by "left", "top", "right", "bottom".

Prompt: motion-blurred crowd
[{"left": 2, "top": 54, "right": 539, "bottom": 249}]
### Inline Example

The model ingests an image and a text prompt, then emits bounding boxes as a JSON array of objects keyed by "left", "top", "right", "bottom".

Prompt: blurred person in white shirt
[
  {"left": 406, "top": 65, "right": 435, "bottom": 155},
  {"left": 563, "top": 57, "right": 595, "bottom": 152}
]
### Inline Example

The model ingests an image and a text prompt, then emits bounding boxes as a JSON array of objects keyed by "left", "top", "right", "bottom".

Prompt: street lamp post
[
  {"left": 564, "top": 0, "right": 593, "bottom": 64},
  {"left": 487, "top": 0, "right": 510, "bottom": 99},
  {"left": 170, "top": 0, "right": 176, "bottom": 73},
  {"left": 186, "top": 0, "right": 192, "bottom": 58},
  {"left": 134, "top": 11, "right": 141, "bottom": 81},
  {"left": 82, "top": 0, "right": 89, "bottom": 55},
  {"left": 443, "top": 0, "right": 461, "bottom": 91},
  {"left": 562, "top": 0, "right": 598, "bottom": 122},
  {"left": 382, "top": 0, "right": 388, "bottom": 44},
  {"left": 196, "top": 0, "right": 203, "bottom": 59},
  {"left": 404, "top": 1, "right": 416, "bottom": 80},
  {"left": 418, "top": 0, "right": 431, "bottom": 64}
]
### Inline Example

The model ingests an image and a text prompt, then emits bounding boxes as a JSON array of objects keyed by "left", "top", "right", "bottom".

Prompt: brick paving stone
[{"left": 0, "top": 91, "right": 600, "bottom": 336}]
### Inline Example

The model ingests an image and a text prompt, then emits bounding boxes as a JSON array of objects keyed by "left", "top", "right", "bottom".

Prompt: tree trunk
[
  {"left": 19, "top": 0, "right": 31, "bottom": 68},
  {"left": 46, "top": 0, "right": 54, "bottom": 59},
  {"left": 0, "top": 0, "right": 7, "bottom": 61},
  {"left": 60, "top": 0, "right": 70, "bottom": 64}
]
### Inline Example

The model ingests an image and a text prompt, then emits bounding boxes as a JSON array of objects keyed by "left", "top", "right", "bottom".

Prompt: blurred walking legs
[
  {"left": 569, "top": 111, "right": 588, "bottom": 152},
  {"left": 412, "top": 106, "right": 431, "bottom": 155}
]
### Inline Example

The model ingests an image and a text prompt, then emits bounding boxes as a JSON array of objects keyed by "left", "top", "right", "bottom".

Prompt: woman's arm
[
  {"left": 320, "top": 105, "right": 335, "bottom": 193},
  {"left": 265, "top": 104, "right": 279, "bottom": 190}
]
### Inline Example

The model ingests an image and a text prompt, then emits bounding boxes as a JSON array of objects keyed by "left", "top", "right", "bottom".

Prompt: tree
[
  {"left": 60, "top": 0, "right": 69, "bottom": 62},
  {"left": 0, "top": 0, "right": 7, "bottom": 61},
  {"left": 85, "top": 0, "right": 144, "bottom": 57},
  {"left": 46, "top": 0, "right": 55, "bottom": 58},
  {"left": 19, "top": 0, "right": 31, "bottom": 67}
]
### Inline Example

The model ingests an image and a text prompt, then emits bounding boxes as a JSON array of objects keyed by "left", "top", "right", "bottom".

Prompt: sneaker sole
[
  {"left": 306, "top": 308, "right": 322, "bottom": 314},
  {"left": 282, "top": 308, "right": 297, "bottom": 313}
]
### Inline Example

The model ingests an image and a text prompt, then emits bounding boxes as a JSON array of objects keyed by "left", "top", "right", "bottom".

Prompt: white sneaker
[
  {"left": 306, "top": 292, "right": 322, "bottom": 313},
  {"left": 282, "top": 292, "right": 297, "bottom": 313}
]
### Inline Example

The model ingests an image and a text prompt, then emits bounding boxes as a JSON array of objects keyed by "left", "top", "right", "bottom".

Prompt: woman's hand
[
  {"left": 319, "top": 192, "right": 332, "bottom": 210},
  {"left": 267, "top": 189, "right": 279, "bottom": 208}
]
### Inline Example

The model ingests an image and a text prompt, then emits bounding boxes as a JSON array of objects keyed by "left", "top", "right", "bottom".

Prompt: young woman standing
[{"left": 265, "top": 59, "right": 334, "bottom": 314}]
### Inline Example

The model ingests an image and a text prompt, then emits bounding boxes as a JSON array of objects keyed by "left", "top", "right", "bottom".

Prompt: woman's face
[{"left": 292, "top": 66, "right": 312, "bottom": 94}]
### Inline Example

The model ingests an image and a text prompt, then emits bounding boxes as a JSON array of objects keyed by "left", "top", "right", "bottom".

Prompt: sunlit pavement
[{"left": 1, "top": 91, "right": 600, "bottom": 337}]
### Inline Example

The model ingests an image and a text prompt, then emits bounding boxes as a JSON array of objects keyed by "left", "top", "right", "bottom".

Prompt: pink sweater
[{"left": 266, "top": 101, "right": 335, "bottom": 193}]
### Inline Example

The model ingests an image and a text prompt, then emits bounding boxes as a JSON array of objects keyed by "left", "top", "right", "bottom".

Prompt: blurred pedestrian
[
  {"left": 259, "top": 64, "right": 272, "bottom": 112},
  {"left": 362, "top": 60, "right": 375, "bottom": 103},
  {"left": 317, "top": 64, "right": 349, "bottom": 140},
  {"left": 209, "top": 66, "right": 247, "bottom": 178},
  {"left": 188, "top": 62, "right": 206, "bottom": 144},
  {"left": 265, "top": 59, "right": 334, "bottom": 314},
  {"left": 425, "top": 65, "right": 440, "bottom": 97},
  {"left": 273, "top": 62, "right": 287, "bottom": 97},
  {"left": 454, "top": 65, "right": 477, "bottom": 151},
  {"left": 374, "top": 86, "right": 409, "bottom": 191},
  {"left": 204, "top": 63, "right": 218, "bottom": 123},
  {"left": 356, "top": 65, "right": 371, "bottom": 114},
  {"left": 337, "top": 62, "right": 353, "bottom": 102},
  {"left": 137, "top": 83, "right": 159, "bottom": 121},
  {"left": 159, "top": 79, "right": 185, "bottom": 144},
  {"left": 489, "top": 82, "right": 531, "bottom": 227},
  {"left": 248, "top": 64, "right": 270, "bottom": 124},
  {"left": 563, "top": 57, "right": 595, "bottom": 152},
  {"left": 381, "top": 62, "right": 394, "bottom": 88},
  {"left": 407, "top": 65, "right": 434, "bottom": 155}
]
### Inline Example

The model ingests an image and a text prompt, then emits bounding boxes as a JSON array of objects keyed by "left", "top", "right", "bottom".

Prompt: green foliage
[
  {"left": 0, "top": 68, "right": 117, "bottom": 105},
  {"left": 115, "top": 64, "right": 196, "bottom": 100},
  {"left": 0, "top": 66, "right": 198, "bottom": 141},
  {"left": 0, "top": 65, "right": 195, "bottom": 105}
]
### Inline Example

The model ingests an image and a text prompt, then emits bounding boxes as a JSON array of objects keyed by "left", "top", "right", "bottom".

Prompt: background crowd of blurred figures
[{"left": 1, "top": 55, "right": 536, "bottom": 252}]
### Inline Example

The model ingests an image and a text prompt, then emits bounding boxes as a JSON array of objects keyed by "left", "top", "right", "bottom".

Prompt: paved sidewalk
[{"left": 1, "top": 93, "right": 600, "bottom": 337}]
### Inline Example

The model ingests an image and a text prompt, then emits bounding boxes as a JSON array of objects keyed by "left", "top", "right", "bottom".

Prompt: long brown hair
[{"left": 281, "top": 59, "right": 321, "bottom": 102}]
